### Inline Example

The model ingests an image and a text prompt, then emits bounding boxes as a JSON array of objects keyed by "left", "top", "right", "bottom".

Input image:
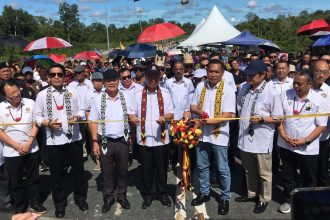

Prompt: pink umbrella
[
  {"left": 49, "top": 54, "right": 66, "bottom": 63},
  {"left": 23, "top": 37, "right": 72, "bottom": 51},
  {"left": 73, "top": 51, "right": 101, "bottom": 60}
]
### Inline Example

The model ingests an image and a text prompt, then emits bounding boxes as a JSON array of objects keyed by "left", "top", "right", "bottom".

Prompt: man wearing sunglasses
[
  {"left": 236, "top": 60, "right": 283, "bottom": 214},
  {"left": 34, "top": 63, "right": 88, "bottom": 218},
  {"left": 119, "top": 68, "right": 143, "bottom": 95}
]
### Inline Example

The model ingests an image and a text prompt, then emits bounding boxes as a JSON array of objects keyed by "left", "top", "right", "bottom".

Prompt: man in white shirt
[
  {"left": 190, "top": 59, "right": 236, "bottom": 216},
  {"left": 33, "top": 64, "right": 88, "bottom": 218},
  {"left": 0, "top": 79, "right": 46, "bottom": 214},
  {"left": 90, "top": 69, "right": 132, "bottom": 213},
  {"left": 236, "top": 60, "right": 284, "bottom": 214},
  {"left": 84, "top": 72, "right": 104, "bottom": 171},
  {"left": 268, "top": 61, "right": 294, "bottom": 174},
  {"left": 69, "top": 65, "right": 94, "bottom": 158},
  {"left": 277, "top": 71, "right": 327, "bottom": 214},
  {"left": 311, "top": 60, "right": 330, "bottom": 186},
  {"left": 129, "top": 65, "right": 174, "bottom": 210}
]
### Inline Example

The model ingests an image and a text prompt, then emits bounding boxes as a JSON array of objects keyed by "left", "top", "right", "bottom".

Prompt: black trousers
[
  {"left": 317, "top": 139, "right": 330, "bottom": 186},
  {"left": 37, "top": 127, "right": 48, "bottom": 164},
  {"left": 280, "top": 147, "right": 318, "bottom": 202},
  {"left": 139, "top": 145, "right": 169, "bottom": 199},
  {"left": 47, "top": 141, "right": 87, "bottom": 209},
  {"left": 0, "top": 163, "right": 11, "bottom": 210},
  {"left": 5, "top": 151, "right": 40, "bottom": 212},
  {"left": 99, "top": 138, "right": 129, "bottom": 201}
]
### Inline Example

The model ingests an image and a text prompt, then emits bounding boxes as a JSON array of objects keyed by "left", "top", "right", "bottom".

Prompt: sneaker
[{"left": 278, "top": 203, "right": 291, "bottom": 214}]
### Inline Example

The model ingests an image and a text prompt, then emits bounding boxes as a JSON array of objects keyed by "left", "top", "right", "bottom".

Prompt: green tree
[{"left": 58, "top": 2, "right": 79, "bottom": 42}]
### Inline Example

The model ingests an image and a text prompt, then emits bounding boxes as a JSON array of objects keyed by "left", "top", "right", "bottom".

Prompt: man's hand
[
  {"left": 250, "top": 115, "right": 261, "bottom": 124},
  {"left": 68, "top": 116, "right": 79, "bottom": 125},
  {"left": 282, "top": 134, "right": 297, "bottom": 147},
  {"left": 291, "top": 138, "right": 306, "bottom": 147},
  {"left": 93, "top": 142, "right": 100, "bottom": 159},
  {"left": 49, "top": 119, "right": 62, "bottom": 130},
  {"left": 156, "top": 116, "right": 165, "bottom": 126},
  {"left": 131, "top": 116, "right": 140, "bottom": 126}
]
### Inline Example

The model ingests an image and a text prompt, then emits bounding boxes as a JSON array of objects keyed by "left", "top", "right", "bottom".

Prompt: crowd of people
[{"left": 0, "top": 48, "right": 330, "bottom": 220}]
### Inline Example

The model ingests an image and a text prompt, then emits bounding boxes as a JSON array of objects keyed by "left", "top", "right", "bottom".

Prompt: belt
[{"left": 106, "top": 136, "right": 124, "bottom": 142}]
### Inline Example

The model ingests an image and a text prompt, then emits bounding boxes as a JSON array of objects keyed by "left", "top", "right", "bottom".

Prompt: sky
[{"left": 0, "top": 0, "right": 329, "bottom": 27}]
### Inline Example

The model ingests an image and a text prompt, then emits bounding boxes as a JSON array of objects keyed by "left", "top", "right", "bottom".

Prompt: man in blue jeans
[{"left": 190, "top": 59, "right": 236, "bottom": 215}]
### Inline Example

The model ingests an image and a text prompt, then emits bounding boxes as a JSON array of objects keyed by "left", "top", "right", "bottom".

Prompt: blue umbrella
[
  {"left": 312, "top": 34, "right": 330, "bottom": 47},
  {"left": 25, "top": 55, "right": 55, "bottom": 68},
  {"left": 122, "top": 43, "right": 156, "bottom": 58}
]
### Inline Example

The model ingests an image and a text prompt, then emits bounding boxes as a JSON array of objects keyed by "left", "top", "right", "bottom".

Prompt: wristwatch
[
  {"left": 259, "top": 117, "right": 265, "bottom": 123},
  {"left": 304, "top": 138, "right": 311, "bottom": 145}
]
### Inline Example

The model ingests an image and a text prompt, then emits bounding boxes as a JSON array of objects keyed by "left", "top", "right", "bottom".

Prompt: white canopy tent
[
  {"left": 179, "top": 5, "right": 241, "bottom": 47},
  {"left": 190, "top": 18, "right": 205, "bottom": 37}
]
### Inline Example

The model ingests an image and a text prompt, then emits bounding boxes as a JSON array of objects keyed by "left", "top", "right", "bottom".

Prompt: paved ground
[{"left": 2, "top": 156, "right": 292, "bottom": 220}]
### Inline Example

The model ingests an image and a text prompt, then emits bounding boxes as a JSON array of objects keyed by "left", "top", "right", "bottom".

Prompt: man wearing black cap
[
  {"left": 33, "top": 63, "right": 88, "bottom": 218},
  {"left": 128, "top": 65, "right": 174, "bottom": 209},
  {"left": 90, "top": 69, "right": 132, "bottom": 213},
  {"left": 132, "top": 62, "right": 145, "bottom": 85},
  {"left": 236, "top": 60, "right": 284, "bottom": 214}
]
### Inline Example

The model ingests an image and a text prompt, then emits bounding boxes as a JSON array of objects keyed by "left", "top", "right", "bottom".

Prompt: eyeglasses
[
  {"left": 49, "top": 72, "right": 64, "bottom": 78},
  {"left": 314, "top": 70, "right": 329, "bottom": 76},
  {"left": 200, "top": 64, "right": 208, "bottom": 68},
  {"left": 121, "top": 75, "right": 131, "bottom": 80},
  {"left": 75, "top": 71, "right": 84, "bottom": 75},
  {"left": 270, "top": 56, "right": 278, "bottom": 58}
]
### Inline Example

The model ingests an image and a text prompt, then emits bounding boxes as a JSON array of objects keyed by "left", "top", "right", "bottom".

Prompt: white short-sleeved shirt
[
  {"left": 192, "top": 80, "right": 236, "bottom": 146},
  {"left": 89, "top": 91, "right": 131, "bottom": 138},
  {"left": 312, "top": 83, "right": 330, "bottom": 141},
  {"left": 224, "top": 70, "right": 237, "bottom": 92},
  {"left": 0, "top": 98, "right": 39, "bottom": 157},
  {"left": 269, "top": 77, "right": 294, "bottom": 96},
  {"left": 277, "top": 88, "right": 328, "bottom": 155},
  {"left": 237, "top": 82, "right": 284, "bottom": 153},
  {"left": 34, "top": 86, "right": 84, "bottom": 146},
  {"left": 128, "top": 87, "right": 174, "bottom": 147},
  {"left": 83, "top": 89, "right": 104, "bottom": 112},
  {"left": 68, "top": 79, "right": 94, "bottom": 104},
  {"left": 165, "top": 77, "right": 194, "bottom": 120},
  {"left": 119, "top": 82, "right": 143, "bottom": 96}
]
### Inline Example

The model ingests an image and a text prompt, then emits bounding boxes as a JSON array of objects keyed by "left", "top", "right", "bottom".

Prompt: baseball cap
[
  {"left": 243, "top": 60, "right": 267, "bottom": 77},
  {"left": 193, "top": 69, "right": 207, "bottom": 78},
  {"left": 0, "top": 62, "right": 9, "bottom": 69},
  {"left": 91, "top": 72, "right": 103, "bottom": 80},
  {"left": 22, "top": 66, "right": 33, "bottom": 75},
  {"left": 73, "top": 65, "right": 85, "bottom": 73},
  {"left": 145, "top": 65, "right": 160, "bottom": 76}
]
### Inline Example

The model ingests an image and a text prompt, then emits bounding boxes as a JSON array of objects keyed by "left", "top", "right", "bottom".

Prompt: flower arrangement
[{"left": 169, "top": 118, "right": 202, "bottom": 148}]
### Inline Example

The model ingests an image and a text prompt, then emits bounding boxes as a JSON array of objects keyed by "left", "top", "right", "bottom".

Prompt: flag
[{"left": 136, "top": 7, "right": 143, "bottom": 13}]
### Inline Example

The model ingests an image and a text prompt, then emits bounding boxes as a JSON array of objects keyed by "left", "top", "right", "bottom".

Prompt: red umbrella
[
  {"left": 49, "top": 54, "right": 66, "bottom": 63},
  {"left": 73, "top": 51, "right": 102, "bottom": 60},
  {"left": 297, "top": 19, "right": 330, "bottom": 35},
  {"left": 137, "top": 23, "right": 186, "bottom": 43},
  {"left": 23, "top": 37, "right": 72, "bottom": 51}
]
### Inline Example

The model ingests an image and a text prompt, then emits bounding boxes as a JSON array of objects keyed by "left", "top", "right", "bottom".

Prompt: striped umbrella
[{"left": 23, "top": 37, "right": 72, "bottom": 51}]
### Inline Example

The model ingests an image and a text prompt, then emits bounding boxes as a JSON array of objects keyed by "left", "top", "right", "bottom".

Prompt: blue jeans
[{"left": 196, "top": 142, "right": 231, "bottom": 201}]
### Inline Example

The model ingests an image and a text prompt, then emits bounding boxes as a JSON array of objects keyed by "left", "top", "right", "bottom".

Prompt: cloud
[
  {"left": 247, "top": 0, "right": 257, "bottom": 9},
  {"left": 111, "top": 5, "right": 132, "bottom": 13},
  {"left": 90, "top": 11, "right": 106, "bottom": 18},
  {"left": 78, "top": 0, "right": 109, "bottom": 2},
  {"left": 263, "top": 4, "right": 290, "bottom": 15},
  {"left": 30, "top": 0, "right": 65, "bottom": 4},
  {"left": 79, "top": 5, "right": 91, "bottom": 12},
  {"left": 224, "top": 5, "right": 243, "bottom": 13}
]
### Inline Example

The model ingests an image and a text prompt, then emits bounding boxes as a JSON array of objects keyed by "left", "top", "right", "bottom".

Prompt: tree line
[{"left": 0, "top": 2, "right": 329, "bottom": 58}]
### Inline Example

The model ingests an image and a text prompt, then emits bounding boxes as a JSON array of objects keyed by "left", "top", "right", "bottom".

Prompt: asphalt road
[{"left": 2, "top": 156, "right": 292, "bottom": 220}]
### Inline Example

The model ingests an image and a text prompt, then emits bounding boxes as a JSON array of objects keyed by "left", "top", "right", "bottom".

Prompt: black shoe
[
  {"left": 117, "top": 198, "right": 130, "bottom": 210},
  {"left": 234, "top": 196, "right": 255, "bottom": 203},
  {"left": 218, "top": 200, "right": 229, "bottom": 215},
  {"left": 30, "top": 203, "right": 47, "bottom": 214},
  {"left": 191, "top": 193, "right": 210, "bottom": 206},
  {"left": 254, "top": 201, "right": 268, "bottom": 214},
  {"left": 75, "top": 200, "right": 88, "bottom": 212},
  {"left": 157, "top": 195, "right": 171, "bottom": 207},
  {"left": 142, "top": 198, "right": 152, "bottom": 209},
  {"left": 55, "top": 208, "right": 65, "bottom": 218},
  {"left": 40, "top": 162, "right": 49, "bottom": 172},
  {"left": 102, "top": 199, "right": 115, "bottom": 213}
]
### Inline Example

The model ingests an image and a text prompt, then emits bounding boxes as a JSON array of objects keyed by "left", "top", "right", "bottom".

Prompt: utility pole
[{"left": 104, "top": 4, "right": 110, "bottom": 52}]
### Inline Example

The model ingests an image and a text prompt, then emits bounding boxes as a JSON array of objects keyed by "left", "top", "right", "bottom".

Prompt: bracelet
[{"left": 259, "top": 117, "right": 265, "bottom": 123}]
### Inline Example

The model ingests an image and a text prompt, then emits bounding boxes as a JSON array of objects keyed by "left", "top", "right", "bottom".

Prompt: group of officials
[{"left": 0, "top": 56, "right": 329, "bottom": 220}]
